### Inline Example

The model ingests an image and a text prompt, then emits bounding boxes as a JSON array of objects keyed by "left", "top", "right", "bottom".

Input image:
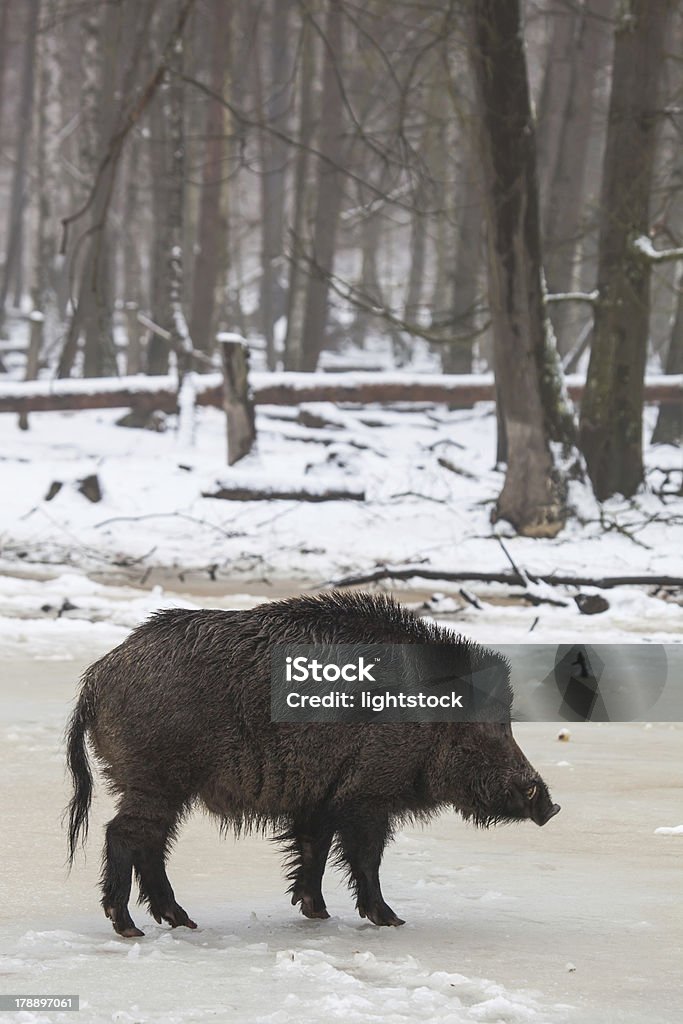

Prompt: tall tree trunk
[
  {"left": 397, "top": 199, "right": 426, "bottom": 365},
  {"left": 441, "top": 143, "right": 481, "bottom": 375},
  {"left": 299, "top": 0, "right": 345, "bottom": 372},
  {"left": 147, "top": 18, "right": 192, "bottom": 381},
  {"left": 121, "top": 137, "right": 145, "bottom": 375},
  {"left": 543, "top": 0, "right": 615, "bottom": 355},
  {"left": 468, "top": 0, "right": 568, "bottom": 537},
  {"left": 579, "top": 1, "right": 673, "bottom": 500},
  {"left": 23, "top": 0, "right": 62, "bottom": 417},
  {"left": 404, "top": 202, "right": 427, "bottom": 324},
  {"left": 147, "top": 88, "right": 173, "bottom": 374},
  {"left": 651, "top": 266, "right": 683, "bottom": 444},
  {"left": 188, "top": 0, "right": 231, "bottom": 361},
  {"left": 57, "top": 3, "right": 115, "bottom": 377},
  {"left": 0, "top": 1, "right": 11, "bottom": 143},
  {"left": 284, "top": 12, "right": 317, "bottom": 370},
  {"left": 165, "top": 32, "right": 191, "bottom": 373},
  {"left": 536, "top": 1, "right": 581, "bottom": 219},
  {"left": 0, "top": 0, "right": 39, "bottom": 338},
  {"left": 82, "top": 3, "right": 118, "bottom": 377},
  {"left": 258, "top": 0, "right": 292, "bottom": 370},
  {"left": 147, "top": 18, "right": 190, "bottom": 375},
  {"left": 282, "top": 12, "right": 317, "bottom": 372},
  {"left": 351, "top": 199, "right": 384, "bottom": 348}
]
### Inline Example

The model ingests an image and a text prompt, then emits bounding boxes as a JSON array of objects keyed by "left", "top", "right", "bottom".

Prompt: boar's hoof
[
  {"left": 104, "top": 905, "right": 145, "bottom": 938},
  {"left": 152, "top": 903, "right": 197, "bottom": 929},
  {"left": 301, "top": 902, "right": 331, "bottom": 921},
  {"left": 360, "top": 902, "right": 405, "bottom": 927},
  {"left": 292, "top": 891, "right": 330, "bottom": 920}
]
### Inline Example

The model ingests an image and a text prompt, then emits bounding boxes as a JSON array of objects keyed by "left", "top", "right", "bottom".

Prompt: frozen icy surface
[{"left": 1, "top": 607, "right": 682, "bottom": 1024}]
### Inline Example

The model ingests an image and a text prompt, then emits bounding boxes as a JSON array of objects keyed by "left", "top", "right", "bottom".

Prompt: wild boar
[{"left": 66, "top": 592, "right": 560, "bottom": 937}]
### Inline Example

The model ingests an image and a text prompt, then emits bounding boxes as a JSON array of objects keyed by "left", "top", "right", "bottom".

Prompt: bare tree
[
  {"left": 652, "top": 266, "right": 683, "bottom": 445},
  {"left": 439, "top": 136, "right": 482, "bottom": 375},
  {"left": 257, "top": 0, "right": 293, "bottom": 370},
  {"left": 21, "top": 0, "right": 63, "bottom": 426},
  {"left": 82, "top": 2, "right": 119, "bottom": 378},
  {"left": 148, "top": 6, "right": 191, "bottom": 376},
  {"left": 0, "top": 0, "right": 39, "bottom": 338},
  {"left": 468, "top": 0, "right": 569, "bottom": 537},
  {"left": 58, "top": 2, "right": 149, "bottom": 378},
  {"left": 298, "top": 0, "right": 346, "bottom": 371},
  {"left": 54, "top": 0, "right": 195, "bottom": 378},
  {"left": 283, "top": 11, "right": 317, "bottom": 371},
  {"left": 579, "top": 0, "right": 673, "bottom": 499},
  {"left": 120, "top": 135, "right": 145, "bottom": 375},
  {"left": 536, "top": 0, "right": 582, "bottom": 217},
  {"left": 0, "top": 0, "right": 12, "bottom": 148},
  {"left": 542, "top": 0, "right": 615, "bottom": 355},
  {"left": 188, "top": 0, "right": 232, "bottom": 361}
]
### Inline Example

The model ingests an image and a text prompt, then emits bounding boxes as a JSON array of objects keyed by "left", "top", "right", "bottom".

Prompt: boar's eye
[{"left": 526, "top": 784, "right": 538, "bottom": 801}]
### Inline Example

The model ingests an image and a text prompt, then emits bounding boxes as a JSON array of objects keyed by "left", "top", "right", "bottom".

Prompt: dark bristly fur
[{"left": 65, "top": 591, "right": 560, "bottom": 936}]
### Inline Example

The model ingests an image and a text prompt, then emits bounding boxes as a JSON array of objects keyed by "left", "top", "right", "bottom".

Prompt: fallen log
[
  {"left": 253, "top": 372, "right": 683, "bottom": 406},
  {"left": 203, "top": 474, "right": 365, "bottom": 502},
  {"left": 0, "top": 371, "right": 681, "bottom": 415},
  {"left": 323, "top": 564, "right": 683, "bottom": 591},
  {"left": 0, "top": 373, "right": 218, "bottom": 415},
  {"left": 203, "top": 484, "right": 365, "bottom": 502}
]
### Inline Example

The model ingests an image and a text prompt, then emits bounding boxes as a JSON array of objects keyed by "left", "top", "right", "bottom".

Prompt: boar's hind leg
[
  {"left": 286, "top": 814, "right": 335, "bottom": 920},
  {"left": 133, "top": 816, "right": 197, "bottom": 932},
  {"left": 337, "top": 813, "right": 404, "bottom": 927},
  {"left": 102, "top": 795, "right": 195, "bottom": 937}
]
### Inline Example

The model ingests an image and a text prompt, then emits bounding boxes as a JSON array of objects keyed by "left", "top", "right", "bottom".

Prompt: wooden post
[
  {"left": 217, "top": 332, "right": 256, "bottom": 465},
  {"left": 18, "top": 309, "right": 44, "bottom": 430}
]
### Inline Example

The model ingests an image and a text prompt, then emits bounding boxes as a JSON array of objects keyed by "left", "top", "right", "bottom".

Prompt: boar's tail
[{"left": 65, "top": 683, "right": 95, "bottom": 868}]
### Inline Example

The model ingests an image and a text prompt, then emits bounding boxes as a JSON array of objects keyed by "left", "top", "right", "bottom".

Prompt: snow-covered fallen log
[
  {"left": 203, "top": 472, "right": 365, "bottom": 502},
  {"left": 0, "top": 371, "right": 681, "bottom": 415},
  {"left": 0, "top": 372, "right": 222, "bottom": 413}
]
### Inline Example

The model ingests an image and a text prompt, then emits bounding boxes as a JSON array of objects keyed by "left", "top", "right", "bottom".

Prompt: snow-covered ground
[
  {"left": 0, "top": 400, "right": 681, "bottom": 641},
  {"left": 1, "top": 606, "right": 682, "bottom": 1024}
]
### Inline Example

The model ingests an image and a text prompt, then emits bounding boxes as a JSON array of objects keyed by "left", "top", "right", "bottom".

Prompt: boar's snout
[
  {"left": 531, "top": 795, "right": 561, "bottom": 827},
  {"left": 507, "top": 777, "right": 561, "bottom": 827}
]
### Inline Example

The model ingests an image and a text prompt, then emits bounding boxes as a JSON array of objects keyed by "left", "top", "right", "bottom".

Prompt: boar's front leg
[
  {"left": 336, "top": 811, "right": 404, "bottom": 927},
  {"left": 102, "top": 794, "right": 195, "bottom": 937},
  {"left": 286, "top": 813, "right": 334, "bottom": 920}
]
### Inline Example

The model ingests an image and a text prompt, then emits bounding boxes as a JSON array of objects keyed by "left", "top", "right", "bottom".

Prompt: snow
[
  {"left": 216, "top": 332, "right": 248, "bottom": 348},
  {"left": 0, "top": 400, "right": 680, "bottom": 644},
  {"left": 208, "top": 466, "right": 366, "bottom": 500},
  {"left": 632, "top": 235, "right": 683, "bottom": 263},
  {"left": 0, "top": 372, "right": 204, "bottom": 398},
  {"left": 545, "top": 290, "right": 599, "bottom": 304},
  {"left": 653, "top": 825, "right": 683, "bottom": 836}
]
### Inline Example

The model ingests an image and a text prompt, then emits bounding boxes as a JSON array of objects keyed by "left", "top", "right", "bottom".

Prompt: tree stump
[{"left": 217, "top": 333, "right": 256, "bottom": 465}]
